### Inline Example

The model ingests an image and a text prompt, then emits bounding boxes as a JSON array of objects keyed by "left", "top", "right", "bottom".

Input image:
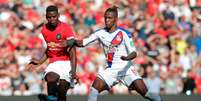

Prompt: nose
[
  {"left": 50, "top": 17, "right": 55, "bottom": 21},
  {"left": 106, "top": 20, "right": 110, "bottom": 25},
  {"left": 106, "top": 18, "right": 110, "bottom": 22}
]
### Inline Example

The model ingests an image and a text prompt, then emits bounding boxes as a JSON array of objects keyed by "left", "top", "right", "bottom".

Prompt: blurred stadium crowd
[{"left": 0, "top": 0, "right": 201, "bottom": 96}]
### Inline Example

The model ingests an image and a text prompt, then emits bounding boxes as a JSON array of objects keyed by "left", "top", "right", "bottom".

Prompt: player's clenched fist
[{"left": 25, "top": 59, "right": 40, "bottom": 71}]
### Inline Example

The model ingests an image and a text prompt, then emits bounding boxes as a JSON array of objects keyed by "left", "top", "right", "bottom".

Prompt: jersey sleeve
[
  {"left": 39, "top": 33, "right": 47, "bottom": 49},
  {"left": 82, "top": 31, "right": 99, "bottom": 46},
  {"left": 40, "top": 25, "right": 47, "bottom": 49},
  {"left": 123, "top": 31, "right": 137, "bottom": 54},
  {"left": 65, "top": 25, "right": 75, "bottom": 40},
  {"left": 39, "top": 24, "right": 47, "bottom": 48},
  {"left": 40, "top": 25, "right": 47, "bottom": 41},
  {"left": 41, "top": 25, "right": 45, "bottom": 36}
]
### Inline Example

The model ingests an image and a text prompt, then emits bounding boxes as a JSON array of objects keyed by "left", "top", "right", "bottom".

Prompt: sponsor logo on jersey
[
  {"left": 107, "top": 31, "right": 123, "bottom": 64},
  {"left": 48, "top": 42, "right": 56, "bottom": 47},
  {"left": 47, "top": 42, "right": 63, "bottom": 48},
  {"left": 111, "top": 31, "right": 123, "bottom": 46}
]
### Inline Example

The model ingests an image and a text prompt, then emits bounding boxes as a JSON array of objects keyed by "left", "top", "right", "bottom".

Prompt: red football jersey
[{"left": 41, "top": 21, "right": 75, "bottom": 63}]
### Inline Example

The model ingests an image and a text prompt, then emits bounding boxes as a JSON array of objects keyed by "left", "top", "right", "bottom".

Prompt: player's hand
[
  {"left": 75, "top": 40, "right": 83, "bottom": 47},
  {"left": 69, "top": 71, "right": 79, "bottom": 88},
  {"left": 120, "top": 56, "right": 129, "bottom": 61},
  {"left": 69, "top": 71, "right": 79, "bottom": 83},
  {"left": 25, "top": 60, "right": 40, "bottom": 71},
  {"left": 25, "top": 62, "right": 37, "bottom": 71}
]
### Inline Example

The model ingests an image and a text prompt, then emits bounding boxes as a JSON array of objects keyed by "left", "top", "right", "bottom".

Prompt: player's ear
[
  {"left": 115, "top": 17, "right": 118, "bottom": 22},
  {"left": 45, "top": 14, "right": 48, "bottom": 19}
]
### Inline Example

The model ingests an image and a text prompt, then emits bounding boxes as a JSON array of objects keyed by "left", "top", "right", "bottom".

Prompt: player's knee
[
  {"left": 59, "top": 79, "right": 69, "bottom": 85},
  {"left": 141, "top": 88, "right": 148, "bottom": 96},
  {"left": 45, "top": 72, "right": 60, "bottom": 82},
  {"left": 92, "top": 77, "right": 109, "bottom": 93},
  {"left": 129, "top": 80, "right": 148, "bottom": 96},
  {"left": 138, "top": 86, "right": 148, "bottom": 96}
]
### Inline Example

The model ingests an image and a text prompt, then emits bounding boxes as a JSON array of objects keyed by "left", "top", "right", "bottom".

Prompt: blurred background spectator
[{"left": 0, "top": 0, "right": 201, "bottom": 96}]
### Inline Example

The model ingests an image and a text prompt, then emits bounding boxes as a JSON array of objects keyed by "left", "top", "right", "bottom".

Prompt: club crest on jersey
[
  {"left": 111, "top": 31, "right": 123, "bottom": 46},
  {"left": 56, "top": 33, "right": 62, "bottom": 40}
]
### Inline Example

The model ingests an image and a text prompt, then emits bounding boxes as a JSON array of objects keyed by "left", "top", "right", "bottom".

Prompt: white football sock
[
  {"left": 145, "top": 92, "right": 162, "bottom": 101},
  {"left": 88, "top": 87, "right": 99, "bottom": 101}
]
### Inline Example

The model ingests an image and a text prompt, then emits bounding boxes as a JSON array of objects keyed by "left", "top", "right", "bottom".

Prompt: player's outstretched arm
[
  {"left": 121, "top": 51, "right": 137, "bottom": 61},
  {"left": 66, "top": 39, "right": 84, "bottom": 47}
]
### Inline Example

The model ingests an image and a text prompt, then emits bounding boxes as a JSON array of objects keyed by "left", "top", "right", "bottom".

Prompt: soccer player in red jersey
[{"left": 26, "top": 5, "right": 77, "bottom": 101}]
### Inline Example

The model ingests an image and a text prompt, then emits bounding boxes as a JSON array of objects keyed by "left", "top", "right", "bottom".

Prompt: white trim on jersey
[{"left": 66, "top": 36, "right": 75, "bottom": 40}]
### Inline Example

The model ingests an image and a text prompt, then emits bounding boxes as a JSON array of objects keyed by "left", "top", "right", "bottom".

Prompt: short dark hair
[
  {"left": 46, "top": 5, "right": 58, "bottom": 13},
  {"left": 105, "top": 6, "right": 118, "bottom": 17}
]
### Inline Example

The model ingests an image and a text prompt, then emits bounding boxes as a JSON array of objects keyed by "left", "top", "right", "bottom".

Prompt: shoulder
[
  {"left": 118, "top": 27, "right": 132, "bottom": 38},
  {"left": 41, "top": 23, "right": 46, "bottom": 30},
  {"left": 93, "top": 28, "right": 105, "bottom": 35},
  {"left": 60, "top": 22, "right": 71, "bottom": 28},
  {"left": 94, "top": 28, "right": 104, "bottom": 33},
  {"left": 60, "top": 22, "right": 74, "bottom": 32},
  {"left": 41, "top": 23, "right": 47, "bottom": 34}
]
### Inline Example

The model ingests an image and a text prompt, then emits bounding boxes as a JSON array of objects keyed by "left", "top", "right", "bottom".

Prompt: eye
[
  {"left": 47, "top": 15, "right": 57, "bottom": 19},
  {"left": 52, "top": 15, "right": 57, "bottom": 18}
]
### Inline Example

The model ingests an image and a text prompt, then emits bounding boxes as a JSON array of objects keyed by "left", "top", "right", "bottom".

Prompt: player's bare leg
[
  {"left": 129, "top": 79, "right": 162, "bottom": 101},
  {"left": 88, "top": 77, "right": 109, "bottom": 101},
  {"left": 58, "top": 79, "right": 70, "bottom": 101},
  {"left": 45, "top": 72, "right": 60, "bottom": 101}
]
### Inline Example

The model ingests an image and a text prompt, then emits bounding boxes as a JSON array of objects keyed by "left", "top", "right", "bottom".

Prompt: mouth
[{"left": 49, "top": 21, "right": 57, "bottom": 26}]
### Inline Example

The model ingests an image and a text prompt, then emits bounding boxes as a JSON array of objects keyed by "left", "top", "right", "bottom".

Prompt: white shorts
[
  {"left": 44, "top": 61, "right": 71, "bottom": 82},
  {"left": 97, "top": 62, "right": 142, "bottom": 88}
]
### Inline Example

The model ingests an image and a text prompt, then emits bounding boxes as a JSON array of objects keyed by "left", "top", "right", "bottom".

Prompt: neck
[
  {"left": 47, "top": 21, "right": 59, "bottom": 31},
  {"left": 106, "top": 25, "right": 117, "bottom": 33}
]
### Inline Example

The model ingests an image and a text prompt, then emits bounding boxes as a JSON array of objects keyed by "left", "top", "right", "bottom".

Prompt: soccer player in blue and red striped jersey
[{"left": 67, "top": 6, "right": 162, "bottom": 101}]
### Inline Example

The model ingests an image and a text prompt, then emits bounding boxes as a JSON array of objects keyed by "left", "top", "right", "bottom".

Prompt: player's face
[
  {"left": 46, "top": 11, "right": 59, "bottom": 26},
  {"left": 104, "top": 12, "right": 117, "bottom": 29}
]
